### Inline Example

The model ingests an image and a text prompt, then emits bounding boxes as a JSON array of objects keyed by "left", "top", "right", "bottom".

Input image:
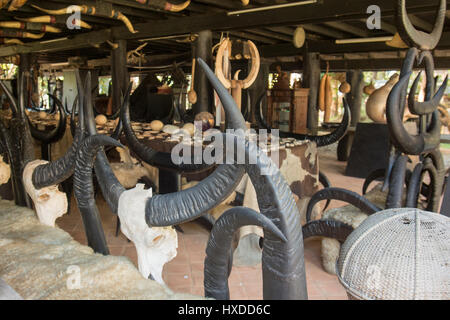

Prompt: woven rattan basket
[{"left": 336, "top": 208, "right": 450, "bottom": 300}]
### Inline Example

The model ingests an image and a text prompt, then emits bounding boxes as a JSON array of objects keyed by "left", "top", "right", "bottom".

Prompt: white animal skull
[
  {"left": 118, "top": 184, "right": 178, "bottom": 284},
  {"left": 0, "top": 155, "right": 11, "bottom": 185},
  {"left": 23, "top": 160, "right": 68, "bottom": 227}
]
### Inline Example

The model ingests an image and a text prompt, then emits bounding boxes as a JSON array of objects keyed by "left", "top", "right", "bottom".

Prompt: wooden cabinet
[{"left": 267, "top": 88, "right": 309, "bottom": 134}]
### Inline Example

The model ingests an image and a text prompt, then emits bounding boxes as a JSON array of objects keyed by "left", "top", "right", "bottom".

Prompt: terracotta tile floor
[{"left": 56, "top": 146, "right": 450, "bottom": 300}]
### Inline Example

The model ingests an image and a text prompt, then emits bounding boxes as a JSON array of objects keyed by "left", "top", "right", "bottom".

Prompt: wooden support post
[
  {"left": 12, "top": 53, "right": 33, "bottom": 208},
  {"left": 346, "top": 70, "right": 364, "bottom": 127},
  {"left": 248, "top": 62, "right": 269, "bottom": 125},
  {"left": 192, "top": 30, "right": 213, "bottom": 115},
  {"left": 337, "top": 70, "right": 364, "bottom": 161},
  {"left": 111, "top": 39, "right": 129, "bottom": 114},
  {"left": 303, "top": 52, "right": 320, "bottom": 131}
]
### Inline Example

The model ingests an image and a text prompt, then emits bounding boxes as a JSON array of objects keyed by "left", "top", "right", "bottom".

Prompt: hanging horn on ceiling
[
  {"left": 0, "top": 29, "right": 45, "bottom": 39},
  {"left": 31, "top": 4, "right": 136, "bottom": 33},
  {"left": 0, "top": 38, "right": 24, "bottom": 45},
  {"left": 306, "top": 187, "right": 381, "bottom": 223},
  {"left": 215, "top": 39, "right": 260, "bottom": 90},
  {"left": 136, "top": 0, "right": 191, "bottom": 12},
  {"left": 0, "top": 21, "right": 61, "bottom": 33},
  {"left": 397, "top": 0, "right": 446, "bottom": 50},
  {"left": 386, "top": 71, "right": 442, "bottom": 155},
  {"left": 15, "top": 15, "right": 92, "bottom": 29}
]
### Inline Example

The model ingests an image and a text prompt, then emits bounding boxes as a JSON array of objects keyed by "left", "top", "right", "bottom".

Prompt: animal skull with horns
[{"left": 0, "top": 72, "right": 87, "bottom": 226}]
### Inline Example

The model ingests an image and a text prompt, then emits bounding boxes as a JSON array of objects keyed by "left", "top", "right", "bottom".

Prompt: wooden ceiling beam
[
  {"left": 259, "top": 32, "right": 450, "bottom": 57},
  {"left": 301, "top": 24, "right": 348, "bottom": 39},
  {"left": 264, "top": 26, "right": 294, "bottom": 36},
  {"left": 357, "top": 18, "right": 398, "bottom": 34},
  {"left": 270, "top": 56, "right": 450, "bottom": 72},
  {"left": 408, "top": 14, "right": 434, "bottom": 32},
  {"left": 244, "top": 28, "right": 292, "bottom": 42},
  {"left": 323, "top": 21, "right": 369, "bottom": 37},
  {"left": 111, "top": 0, "right": 439, "bottom": 40},
  {"left": 0, "top": 0, "right": 443, "bottom": 57},
  {"left": 28, "top": 0, "right": 165, "bottom": 20}
]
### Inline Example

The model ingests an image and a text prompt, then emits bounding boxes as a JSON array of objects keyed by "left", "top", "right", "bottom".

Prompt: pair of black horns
[
  {"left": 397, "top": 0, "right": 446, "bottom": 51},
  {"left": 306, "top": 187, "right": 381, "bottom": 223}
]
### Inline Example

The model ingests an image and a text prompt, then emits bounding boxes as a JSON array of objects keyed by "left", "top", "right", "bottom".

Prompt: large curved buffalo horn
[
  {"left": 242, "top": 41, "right": 260, "bottom": 89},
  {"left": 405, "top": 162, "right": 423, "bottom": 208},
  {"left": 302, "top": 220, "right": 353, "bottom": 242},
  {"left": 394, "top": 48, "right": 419, "bottom": 127},
  {"left": 135, "top": 0, "right": 191, "bottom": 12},
  {"left": 82, "top": 72, "right": 126, "bottom": 215},
  {"left": 253, "top": 95, "right": 350, "bottom": 147},
  {"left": 362, "top": 168, "right": 385, "bottom": 195},
  {"left": 318, "top": 171, "right": 331, "bottom": 189},
  {"left": 204, "top": 206, "right": 286, "bottom": 300},
  {"left": 31, "top": 4, "right": 136, "bottom": 33},
  {"left": 144, "top": 58, "right": 246, "bottom": 227},
  {"left": 279, "top": 98, "right": 350, "bottom": 147},
  {"left": 382, "top": 149, "right": 397, "bottom": 192},
  {"left": 215, "top": 39, "right": 260, "bottom": 90},
  {"left": 424, "top": 149, "right": 446, "bottom": 206},
  {"left": 15, "top": 15, "right": 92, "bottom": 29},
  {"left": 31, "top": 4, "right": 86, "bottom": 15},
  {"left": 74, "top": 134, "right": 124, "bottom": 254},
  {"left": 163, "top": 0, "right": 191, "bottom": 12},
  {"left": 0, "top": 21, "right": 61, "bottom": 33},
  {"left": 385, "top": 154, "right": 408, "bottom": 209},
  {"left": 106, "top": 101, "right": 123, "bottom": 121},
  {"left": 215, "top": 38, "right": 231, "bottom": 90},
  {"left": 386, "top": 72, "right": 441, "bottom": 155},
  {"left": 121, "top": 83, "right": 210, "bottom": 172},
  {"left": 318, "top": 171, "right": 331, "bottom": 211},
  {"left": 419, "top": 51, "right": 435, "bottom": 101},
  {"left": 27, "top": 94, "right": 67, "bottom": 144},
  {"left": 306, "top": 187, "right": 381, "bottom": 222},
  {"left": 111, "top": 10, "right": 137, "bottom": 34},
  {"left": 421, "top": 156, "right": 440, "bottom": 212},
  {"left": 199, "top": 57, "right": 245, "bottom": 131},
  {"left": 31, "top": 88, "right": 84, "bottom": 189},
  {"left": 408, "top": 71, "right": 448, "bottom": 116},
  {"left": 199, "top": 134, "right": 306, "bottom": 299},
  {"left": 110, "top": 117, "right": 123, "bottom": 141},
  {"left": 397, "top": 0, "right": 446, "bottom": 50}
]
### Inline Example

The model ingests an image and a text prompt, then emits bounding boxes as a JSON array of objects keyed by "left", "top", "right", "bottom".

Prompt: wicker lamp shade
[{"left": 337, "top": 208, "right": 450, "bottom": 300}]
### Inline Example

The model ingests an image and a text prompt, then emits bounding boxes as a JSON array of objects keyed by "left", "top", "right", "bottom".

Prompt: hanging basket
[{"left": 337, "top": 208, "right": 450, "bottom": 300}]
